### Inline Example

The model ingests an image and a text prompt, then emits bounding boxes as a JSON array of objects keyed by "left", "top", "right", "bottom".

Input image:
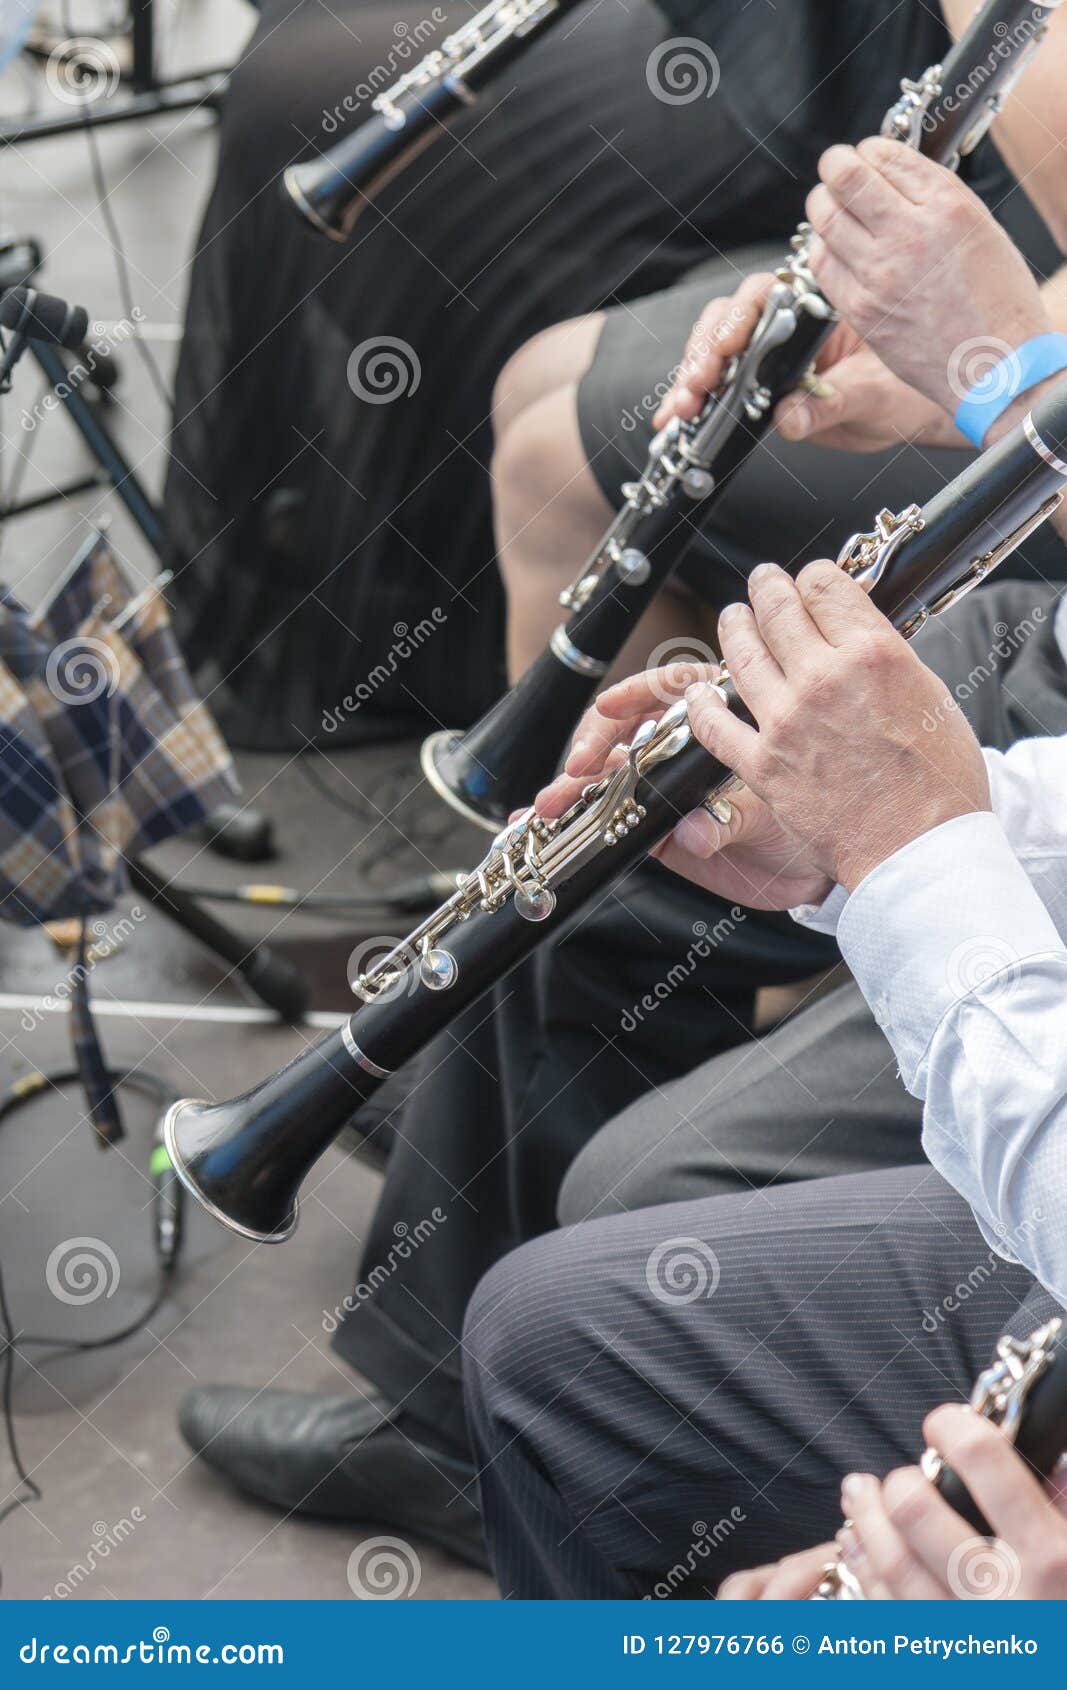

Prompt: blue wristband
[{"left": 954, "top": 332, "right": 1067, "bottom": 449}]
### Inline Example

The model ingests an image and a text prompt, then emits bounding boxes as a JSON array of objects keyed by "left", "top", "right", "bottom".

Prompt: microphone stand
[
  {"left": 0, "top": 290, "right": 32, "bottom": 394},
  {"left": 0, "top": 240, "right": 163, "bottom": 544}
]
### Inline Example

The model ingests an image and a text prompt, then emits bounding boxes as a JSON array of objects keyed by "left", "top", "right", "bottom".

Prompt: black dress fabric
[{"left": 164, "top": 0, "right": 983, "bottom": 748}]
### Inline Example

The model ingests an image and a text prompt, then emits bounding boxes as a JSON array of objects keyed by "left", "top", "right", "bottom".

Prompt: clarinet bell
[
  {"left": 163, "top": 1095, "right": 299, "bottom": 1244},
  {"left": 162, "top": 1024, "right": 380, "bottom": 1242}
]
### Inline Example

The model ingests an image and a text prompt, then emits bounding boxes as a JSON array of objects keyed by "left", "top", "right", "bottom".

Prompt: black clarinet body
[
  {"left": 423, "top": 0, "right": 1059, "bottom": 829},
  {"left": 814, "top": 1315, "right": 1067, "bottom": 1598},
  {"left": 936, "top": 1319, "right": 1067, "bottom": 1536},
  {"left": 163, "top": 381, "right": 1067, "bottom": 1244},
  {"left": 283, "top": 0, "right": 586, "bottom": 240}
]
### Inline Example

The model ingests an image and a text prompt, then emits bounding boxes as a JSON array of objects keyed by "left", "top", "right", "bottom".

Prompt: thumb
[
  {"left": 775, "top": 348, "right": 877, "bottom": 441},
  {"left": 776, "top": 373, "right": 849, "bottom": 442}
]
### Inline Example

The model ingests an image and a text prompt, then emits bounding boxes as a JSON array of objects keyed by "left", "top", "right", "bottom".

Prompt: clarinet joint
[
  {"left": 372, "top": 0, "right": 562, "bottom": 129},
  {"left": 881, "top": 64, "right": 946, "bottom": 148},
  {"left": 352, "top": 704, "right": 699, "bottom": 1005},
  {"left": 837, "top": 504, "right": 926, "bottom": 587}
]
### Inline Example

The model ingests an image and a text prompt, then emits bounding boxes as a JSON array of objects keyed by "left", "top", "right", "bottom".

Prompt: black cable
[
  {"left": 81, "top": 121, "right": 175, "bottom": 413},
  {"left": 0, "top": 1063, "right": 174, "bottom": 1129},
  {"left": 297, "top": 748, "right": 467, "bottom": 888},
  {"left": 0, "top": 1257, "right": 41, "bottom": 1525},
  {"left": 12, "top": 1266, "right": 174, "bottom": 1356},
  {"left": 0, "top": 1066, "right": 183, "bottom": 1526},
  {"left": 168, "top": 873, "right": 461, "bottom": 915},
  {"left": 0, "top": 1244, "right": 176, "bottom": 1528},
  {"left": 59, "top": 2, "right": 175, "bottom": 413},
  {"left": 297, "top": 751, "right": 373, "bottom": 821}
]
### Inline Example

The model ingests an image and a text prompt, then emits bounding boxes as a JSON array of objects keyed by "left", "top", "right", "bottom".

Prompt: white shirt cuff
[
  {"left": 836, "top": 811, "right": 1066, "bottom": 1089},
  {"left": 790, "top": 882, "right": 848, "bottom": 936}
]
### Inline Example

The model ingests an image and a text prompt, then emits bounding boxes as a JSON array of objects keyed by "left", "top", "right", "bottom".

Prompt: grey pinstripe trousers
[{"left": 464, "top": 1168, "right": 1062, "bottom": 1598}]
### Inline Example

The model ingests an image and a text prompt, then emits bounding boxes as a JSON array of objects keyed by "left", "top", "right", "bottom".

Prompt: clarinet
[
  {"left": 423, "top": 0, "right": 1060, "bottom": 830},
  {"left": 284, "top": 0, "right": 587, "bottom": 240},
  {"left": 161, "top": 380, "right": 1067, "bottom": 1244},
  {"left": 814, "top": 1316, "right": 1067, "bottom": 1599}
]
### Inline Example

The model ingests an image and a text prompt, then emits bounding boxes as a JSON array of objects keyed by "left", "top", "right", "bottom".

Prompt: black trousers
[
  {"left": 463, "top": 1168, "right": 1063, "bottom": 1598},
  {"left": 333, "top": 580, "right": 1067, "bottom": 1452}
]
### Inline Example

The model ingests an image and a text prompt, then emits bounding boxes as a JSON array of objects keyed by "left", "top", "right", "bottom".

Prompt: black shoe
[{"left": 178, "top": 1385, "right": 488, "bottom": 1571}]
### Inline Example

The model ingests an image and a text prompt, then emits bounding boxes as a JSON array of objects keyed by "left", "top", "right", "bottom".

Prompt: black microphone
[{"left": 0, "top": 286, "right": 89, "bottom": 350}]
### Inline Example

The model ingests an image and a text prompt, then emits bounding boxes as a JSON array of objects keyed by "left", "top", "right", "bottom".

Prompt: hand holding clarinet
[
  {"left": 540, "top": 100, "right": 1067, "bottom": 926},
  {"left": 718, "top": 1427, "right": 1067, "bottom": 1599},
  {"left": 535, "top": 556, "right": 992, "bottom": 913},
  {"left": 658, "top": 140, "right": 1065, "bottom": 457},
  {"left": 720, "top": 1319, "right": 1067, "bottom": 1601}
]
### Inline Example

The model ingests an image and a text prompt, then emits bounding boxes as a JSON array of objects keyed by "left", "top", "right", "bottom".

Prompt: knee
[
  {"left": 463, "top": 1231, "right": 583, "bottom": 1432},
  {"left": 559, "top": 1101, "right": 722, "bottom": 1227},
  {"left": 491, "top": 390, "right": 583, "bottom": 566},
  {"left": 491, "top": 336, "right": 544, "bottom": 445},
  {"left": 558, "top": 1135, "right": 670, "bottom": 1227},
  {"left": 491, "top": 315, "right": 596, "bottom": 445},
  {"left": 557, "top": 1138, "right": 632, "bottom": 1227},
  {"left": 463, "top": 1257, "right": 517, "bottom": 1435}
]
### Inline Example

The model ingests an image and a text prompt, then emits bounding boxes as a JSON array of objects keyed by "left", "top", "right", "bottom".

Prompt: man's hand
[
  {"left": 653, "top": 272, "right": 778, "bottom": 428},
  {"left": 774, "top": 336, "right": 959, "bottom": 452},
  {"left": 653, "top": 276, "right": 957, "bottom": 453},
  {"left": 718, "top": 1543, "right": 838, "bottom": 1601},
  {"left": 834, "top": 1407, "right": 1067, "bottom": 1600},
  {"left": 806, "top": 138, "right": 1054, "bottom": 441},
  {"left": 534, "top": 663, "right": 833, "bottom": 912},
  {"left": 535, "top": 558, "right": 991, "bottom": 903},
  {"left": 654, "top": 140, "right": 1060, "bottom": 455},
  {"left": 718, "top": 1408, "right": 1067, "bottom": 1602},
  {"left": 684, "top": 561, "right": 991, "bottom": 893}
]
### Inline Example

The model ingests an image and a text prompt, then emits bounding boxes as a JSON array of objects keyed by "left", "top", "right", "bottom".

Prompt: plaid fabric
[
  {"left": 0, "top": 583, "right": 50, "bottom": 681},
  {"left": 1, "top": 532, "right": 240, "bottom": 1141},
  {"left": 36, "top": 532, "right": 127, "bottom": 639},
  {"left": 0, "top": 658, "right": 90, "bottom": 924},
  {"left": 0, "top": 532, "right": 239, "bottom": 923}
]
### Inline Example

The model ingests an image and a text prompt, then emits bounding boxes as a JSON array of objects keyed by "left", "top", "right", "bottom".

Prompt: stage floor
[{"left": 0, "top": 738, "right": 495, "bottom": 1602}]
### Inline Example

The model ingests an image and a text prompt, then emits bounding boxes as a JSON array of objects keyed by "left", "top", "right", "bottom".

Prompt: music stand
[{"left": 0, "top": 0, "right": 231, "bottom": 145}]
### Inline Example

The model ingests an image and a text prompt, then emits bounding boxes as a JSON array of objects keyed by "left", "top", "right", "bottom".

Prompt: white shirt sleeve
[
  {"left": 792, "top": 732, "right": 1067, "bottom": 938},
  {"left": 981, "top": 736, "right": 1067, "bottom": 941},
  {"left": 836, "top": 811, "right": 1067, "bottom": 1306}
]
